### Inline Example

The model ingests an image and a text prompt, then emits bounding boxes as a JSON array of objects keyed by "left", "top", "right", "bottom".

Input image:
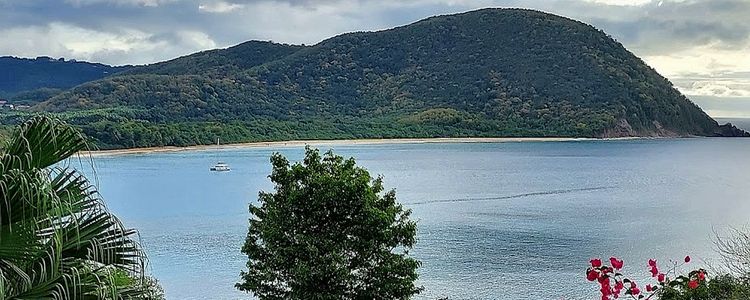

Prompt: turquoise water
[{"left": 80, "top": 138, "right": 750, "bottom": 299}]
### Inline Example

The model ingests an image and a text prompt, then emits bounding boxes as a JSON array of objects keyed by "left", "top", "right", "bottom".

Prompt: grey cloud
[
  {"left": 579, "top": 0, "right": 750, "bottom": 55},
  {"left": 3, "top": 0, "right": 748, "bottom": 63},
  {"left": 690, "top": 95, "right": 750, "bottom": 118}
]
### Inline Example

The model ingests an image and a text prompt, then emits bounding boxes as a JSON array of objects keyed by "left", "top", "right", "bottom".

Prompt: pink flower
[
  {"left": 598, "top": 275, "right": 610, "bottom": 286},
  {"left": 648, "top": 259, "right": 657, "bottom": 267},
  {"left": 650, "top": 265, "right": 659, "bottom": 277},
  {"left": 698, "top": 271, "right": 706, "bottom": 281},
  {"left": 587, "top": 269, "right": 599, "bottom": 281},
  {"left": 610, "top": 257, "right": 624, "bottom": 270},
  {"left": 688, "top": 280, "right": 699, "bottom": 289},
  {"left": 684, "top": 256, "right": 691, "bottom": 263},
  {"left": 646, "top": 284, "right": 654, "bottom": 292},
  {"left": 631, "top": 287, "right": 640, "bottom": 295},
  {"left": 591, "top": 258, "right": 603, "bottom": 268},
  {"left": 613, "top": 281, "right": 624, "bottom": 298},
  {"left": 657, "top": 273, "right": 666, "bottom": 283}
]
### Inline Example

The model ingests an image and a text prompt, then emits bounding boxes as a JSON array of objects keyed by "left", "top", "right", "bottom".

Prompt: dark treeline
[{"left": 0, "top": 56, "right": 129, "bottom": 96}]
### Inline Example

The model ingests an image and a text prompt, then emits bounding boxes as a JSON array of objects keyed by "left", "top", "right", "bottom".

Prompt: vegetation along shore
[{"left": 83, "top": 136, "right": 645, "bottom": 157}]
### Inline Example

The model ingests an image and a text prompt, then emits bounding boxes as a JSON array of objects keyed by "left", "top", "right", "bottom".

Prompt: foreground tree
[
  {"left": 237, "top": 147, "right": 421, "bottom": 299},
  {"left": 0, "top": 115, "right": 162, "bottom": 299}
]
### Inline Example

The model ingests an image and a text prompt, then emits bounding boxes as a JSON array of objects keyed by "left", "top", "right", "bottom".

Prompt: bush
[
  {"left": 660, "top": 274, "right": 750, "bottom": 300},
  {"left": 237, "top": 147, "right": 422, "bottom": 299},
  {"left": 586, "top": 255, "right": 750, "bottom": 300}
]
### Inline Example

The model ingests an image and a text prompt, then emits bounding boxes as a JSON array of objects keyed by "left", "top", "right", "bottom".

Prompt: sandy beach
[{"left": 81, "top": 137, "right": 642, "bottom": 157}]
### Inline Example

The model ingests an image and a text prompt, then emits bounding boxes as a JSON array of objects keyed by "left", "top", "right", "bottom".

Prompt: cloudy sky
[{"left": 1, "top": 0, "right": 749, "bottom": 117}]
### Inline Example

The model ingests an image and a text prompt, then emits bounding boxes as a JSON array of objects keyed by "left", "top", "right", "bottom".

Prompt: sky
[{"left": 1, "top": 0, "right": 749, "bottom": 117}]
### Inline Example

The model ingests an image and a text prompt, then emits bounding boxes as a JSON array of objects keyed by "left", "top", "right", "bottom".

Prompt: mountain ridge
[
  {"left": 123, "top": 41, "right": 305, "bottom": 77},
  {"left": 14, "top": 8, "right": 750, "bottom": 148},
  {"left": 0, "top": 56, "right": 130, "bottom": 99}
]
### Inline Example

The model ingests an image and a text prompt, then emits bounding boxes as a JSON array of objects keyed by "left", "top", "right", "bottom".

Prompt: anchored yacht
[{"left": 210, "top": 162, "right": 230, "bottom": 172}]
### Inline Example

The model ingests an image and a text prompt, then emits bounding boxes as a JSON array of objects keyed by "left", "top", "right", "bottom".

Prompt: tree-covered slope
[
  {"left": 0, "top": 56, "right": 129, "bottom": 96},
  {"left": 124, "top": 41, "right": 304, "bottom": 77},
  {"left": 32, "top": 8, "right": 747, "bottom": 148}
]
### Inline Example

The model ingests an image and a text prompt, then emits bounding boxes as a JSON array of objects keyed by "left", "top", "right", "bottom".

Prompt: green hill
[
  {"left": 29, "top": 8, "right": 748, "bottom": 149},
  {"left": 123, "top": 41, "right": 304, "bottom": 77},
  {"left": 0, "top": 56, "right": 129, "bottom": 99}
]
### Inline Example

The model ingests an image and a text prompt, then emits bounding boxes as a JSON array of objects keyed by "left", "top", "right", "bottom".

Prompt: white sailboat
[
  {"left": 210, "top": 138, "right": 230, "bottom": 172},
  {"left": 210, "top": 162, "right": 230, "bottom": 172}
]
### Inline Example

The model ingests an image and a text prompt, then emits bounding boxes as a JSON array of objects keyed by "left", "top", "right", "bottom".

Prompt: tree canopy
[
  {"left": 0, "top": 56, "right": 128, "bottom": 96},
  {"left": 237, "top": 147, "right": 421, "bottom": 299}
]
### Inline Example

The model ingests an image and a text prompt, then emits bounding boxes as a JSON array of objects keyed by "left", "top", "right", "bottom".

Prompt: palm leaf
[{"left": 0, "top": 115, "right": 159, "bottom": 299}]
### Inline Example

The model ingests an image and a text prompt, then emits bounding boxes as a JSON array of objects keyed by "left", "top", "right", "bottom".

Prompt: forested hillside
[
  {"left": 18, "top": 8, "right": 748, "bottom": 148},
  {"left": 0, "top": 56, "right": 129, "bottom": 99},
  {"left": 123, "top": 41, "right": 304, "bottom": 77}
]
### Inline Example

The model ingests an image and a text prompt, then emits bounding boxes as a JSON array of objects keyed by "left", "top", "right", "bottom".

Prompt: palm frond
[
  {"left": 1, "top": 115, "right": 88, "bottom": 173},
  {"left": 0, "top": 115, "right": 159, "bottom": 299}
]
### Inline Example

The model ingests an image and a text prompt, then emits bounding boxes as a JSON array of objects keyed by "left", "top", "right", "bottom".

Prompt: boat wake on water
[{"left": 407, "top": 186, "right": 615, "bottom": 205}]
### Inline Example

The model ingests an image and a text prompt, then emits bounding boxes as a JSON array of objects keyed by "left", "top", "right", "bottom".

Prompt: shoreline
[{"left": 80, "top": 137, "right": 645, "bottom": 157}]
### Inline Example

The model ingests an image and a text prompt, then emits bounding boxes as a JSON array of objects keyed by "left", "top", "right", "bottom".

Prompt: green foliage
[
  {"left": 237, "top": 147, "right": 422, "bottom": 299},
  {"left": 124, "top": 41, "right": 304, "bottom": 77},
  {"left": 660, "top": 274, "right": 750, "bottom": 300},
  {"left": 22, "top": 8, "right": 734, "bottom": 148},
  {"left": 0, "top": 115, "right": 162, "bottom": 299},
  {"left": 0, "top": 125, "right": 11, "bottom": 146},
  {"left": 403, "top": 108, "right": 472, "bottom": 126},
  {"left": 0, "top": 56, "right": 128, "bottom": 95},
  {"left": 8, "top": 87, "right": 65, "bottom": 105},
  {"left": 2, "top": 106, "right": 608, "bottom": 149}
]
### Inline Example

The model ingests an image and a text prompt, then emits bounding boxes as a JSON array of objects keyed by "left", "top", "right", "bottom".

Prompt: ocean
[{"left": 79, "top": 138, "right": 750, "bottom": 299}]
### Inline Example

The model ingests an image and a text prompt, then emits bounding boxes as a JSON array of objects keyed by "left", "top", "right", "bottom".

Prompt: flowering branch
[{"left": 586, "top": 256, "right": 706, "bottom": 299}]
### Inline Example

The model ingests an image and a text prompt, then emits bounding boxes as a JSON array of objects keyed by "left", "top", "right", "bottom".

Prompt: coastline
[{"left": 80, "top": 137, "right": 644, "bottom": 157}]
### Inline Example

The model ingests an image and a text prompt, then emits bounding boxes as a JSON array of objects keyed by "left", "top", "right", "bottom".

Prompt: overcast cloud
[{"left": 1, "top": 0, "right": 748, "bottom": 117}]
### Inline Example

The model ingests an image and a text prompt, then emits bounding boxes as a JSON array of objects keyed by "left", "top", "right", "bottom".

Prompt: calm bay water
[{"left": 78, "top": 138, "right": 750, "bottom": 299}]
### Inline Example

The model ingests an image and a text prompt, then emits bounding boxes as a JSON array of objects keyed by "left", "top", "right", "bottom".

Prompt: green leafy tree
[
  {"left": 237, "top": 147, "right": 421, "bottom": 299},
  {"left": 0, "top": 115, "right": 162, "bottom": 299}
]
